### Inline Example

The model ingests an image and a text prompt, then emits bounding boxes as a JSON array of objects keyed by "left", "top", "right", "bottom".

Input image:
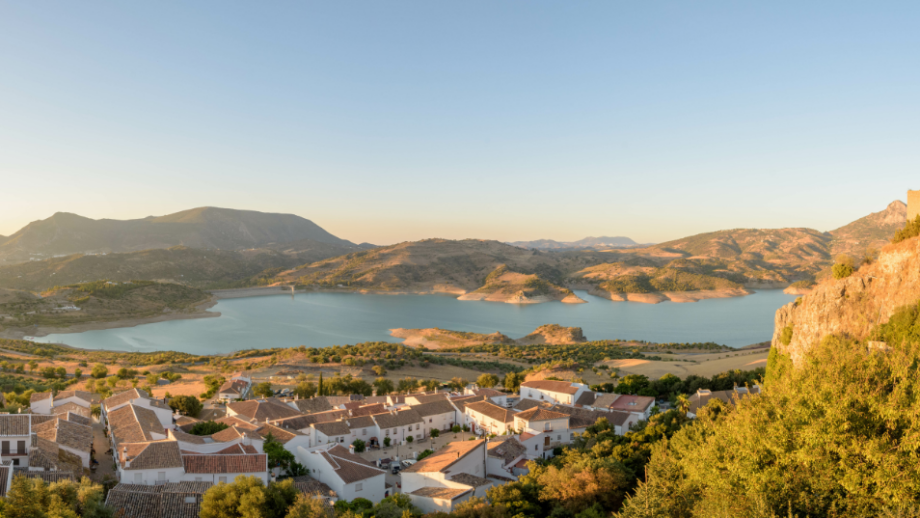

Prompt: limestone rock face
[{"left": 772, "top": 236, "right": 920, "bottom": 365}]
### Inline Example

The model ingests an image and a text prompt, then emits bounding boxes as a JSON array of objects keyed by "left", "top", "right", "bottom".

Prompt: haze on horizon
[{"left": 1, "top": 2, "right": 918, "bottom": 246}]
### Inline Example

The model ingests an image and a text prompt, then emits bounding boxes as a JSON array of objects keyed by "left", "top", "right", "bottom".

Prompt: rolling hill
[
  {"left": 0, "top": 207, "right": 357, "bottom": 264},
  {"left": 509, "top": 236, "right": 644, "bottom": 250}
]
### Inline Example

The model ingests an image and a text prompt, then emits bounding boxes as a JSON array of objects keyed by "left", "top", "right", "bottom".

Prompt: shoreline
[{"left": 0, "top": 299, "right": 220, "bottom": 340}]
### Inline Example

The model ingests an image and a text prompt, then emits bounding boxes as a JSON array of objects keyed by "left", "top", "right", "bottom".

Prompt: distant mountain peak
[{"left": 507, "top": 235, "right": 643, "bottom": 251}]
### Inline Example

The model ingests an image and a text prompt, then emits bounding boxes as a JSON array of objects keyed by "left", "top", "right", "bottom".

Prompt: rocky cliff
[{"left": 772, "top": 234, "right": 920, "bottom": 365}]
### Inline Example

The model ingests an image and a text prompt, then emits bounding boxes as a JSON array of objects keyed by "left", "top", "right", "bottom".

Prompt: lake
[{"left": 32, "top": 289, "right": 796, "bottom": 354}]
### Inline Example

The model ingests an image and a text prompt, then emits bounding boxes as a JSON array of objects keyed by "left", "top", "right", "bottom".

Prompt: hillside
[
  {"left": 0, "top": 242, "right": 362, "bottom": 291},
  {"left": 0, "top": 207, "right": 358, "bottom": 264},
  {"left": 828, "top": 199, "right": 907, "bottom": 257},
  {"left": 0, "top": 281, "right": 212, "bottom": 335},
  {"left": 457, "top": 265, "right": 584, "bottom": 304},
  {"left": 771, "top": 229, "right": 920, "bottom": 366},
  {"left": 389, "top": 324, "right": 586, "bottom": 348}
]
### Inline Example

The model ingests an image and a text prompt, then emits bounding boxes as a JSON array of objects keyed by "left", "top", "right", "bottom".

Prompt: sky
[{"left": 1, "top": 2, "right": 919, "bottom": 246}]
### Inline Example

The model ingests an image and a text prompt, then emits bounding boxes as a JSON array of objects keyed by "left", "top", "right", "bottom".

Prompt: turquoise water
[{"left": 33, "top": 290, "right": 796, "bottom": 354}]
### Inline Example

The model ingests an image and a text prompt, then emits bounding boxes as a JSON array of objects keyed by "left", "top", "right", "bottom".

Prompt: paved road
[
  {"left": 89, "top": 422, "right": 115, "bottom": 484},
  {"left": 356, "top": 431, "right": 481, "bottom": 492}
]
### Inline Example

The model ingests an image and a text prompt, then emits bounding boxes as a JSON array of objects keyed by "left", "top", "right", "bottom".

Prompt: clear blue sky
[{"left": 1, "top": 2, "right": 918, "bottom": 245}]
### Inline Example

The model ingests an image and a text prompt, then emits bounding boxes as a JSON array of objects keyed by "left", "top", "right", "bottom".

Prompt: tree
[
  {"left": 614, "top": 374, "right": 650, "bottom": 395},
  {"left": 352, "top": 439, "right": 366, "bottom": 453},
  {"left": 417, "top": 449, "right": 434, "bottom": 460},
  {"left": 397, "top": 377, "right": 419, "bottom": 393},
  {"left": 263, "top": 479, "right": 298, "bottom": 518},
  {"left": 383, "top": 437, "right": 391, "bottom": 447},
  {"left": 373, "top": 378, "right": 394, "bottom": 396},
  {"left": 264, "top": 433, "right": 304, "bottom": 477},
  {"left": 429, "top": 428, "right": 440, "bottom": 438},
  {"left": 293, "top": 382, "right": 316, "bottom": 399},
  {"left": 168, "top": 395, "right": 203, "bottom": 417},
  {"left": 504, "top": 372, "right": 523, "bottom": 393},
  {"left": 90, "top": 364, "right": 107, "bottom": 379},
  {"left": 199, "top": 475, "right": 267, "bottom": 518},
  {"left": 73, "top": 368, "right": 82, "bottom": 379},
  {"left": 372, "top": 365, "right": 387, "bottom": 376},
  {"left": 406, "top": 435, "right": 413, "bottom": 444},
  {"left": 477, "top": 373, "right": 500, "bottom": 389},
  {"left": 317, "top": 372, "right": 324, "bottom": 396},
  {"left": 106, "top": 376, "right": 121, "bottom": 389},
  {"left": 449, "top": 377, "right": 469, "bottom": 391},
  {"left": 189, "top": 421, "right": 229, "bottom": 436},
  {"left": 421, "top": 379, "right": 440, "bottom": 392},
  {"left": 0, "top": 475, "right": 110, "bottom": 518},
  {"left": 28, "top": 360, "right": 37, "bottom": 373},
  {"left": 675, "top": 394, "right": 690, "bottom": 414},
  {"left": 253, "top": 382, "right": 274, "bottom": 398},
  {"left": 284, "top": 493, "right": 333, "bottom": 518}
]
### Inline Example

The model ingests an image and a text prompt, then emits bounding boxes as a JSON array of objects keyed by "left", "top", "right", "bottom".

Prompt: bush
[
  {"left": 169, "top": 395, "right": 203, "bottom": 417},
  {"left": 430, "top": 428, "right": 440, "bottom": 438},
  {"left": 892, "top": 215, "right": 920, "bottom": 244},
  {"left": 189, "top": 421, "right": 229, "bottom": 436},
  {"left": 383, "top": 437, "right": 391, "bottom": 447},
  {"left": 832, "top": 262, "right": 854, "bottom": 279},
  {"left": 91, "top": 364, "right": 108, "bottom": 379},
  {"left": 451, "top": 425, "right": 461, "bottom": 433},
  {"left": 417, "top": 449, "right": 434, "bottom": 460},
  {"left": 352, "top": 439, "right": 366, "bottom": 453},
  {"left": 406, "top": 436, "right": 413, "bottom": 443},
  {"left": 779, "top": 325, "right": 794, "bottom": 346}
]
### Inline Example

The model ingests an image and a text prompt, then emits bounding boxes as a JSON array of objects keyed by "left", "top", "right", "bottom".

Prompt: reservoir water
[{"left": 33, "top": 289, "right": 796, "bottom": 354}]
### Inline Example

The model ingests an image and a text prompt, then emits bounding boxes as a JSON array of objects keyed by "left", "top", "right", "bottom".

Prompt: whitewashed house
[
  {"left": 371, "top": 409, "right": 424, "bottom": 446},
  {"left": 485, "top": 436, "right": 527, "bottom": 480},
  {"left": 33, "top": 417, "right": 93, "bottom": 468},
  {"left": 103, "top": 389, "right": 173, "bottom": 429},
  {"left": 463, "top": 401, "right": 515, "bottom": 435},
  {"left": 0, "top": 415, "right": 31, "bottom": 467},
  {"left": 519, "top": 380, "right": 592, "bottom": 406},
  {"left": 411, "top": 400, "right": 458, "bottom": 434},
  {"left": 512, "top": 407, "right": 572, "bottom": 452},
  {"left": 296, "top": 444, "right": 386, "bottom": 503},
  {"left": 401, "top": 439, "right": 494, "bottom": 514},
  {"left": 312, "top": 421, "right": 351, "bottom": 446}
]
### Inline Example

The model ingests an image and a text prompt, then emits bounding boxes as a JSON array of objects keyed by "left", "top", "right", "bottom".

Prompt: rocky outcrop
[
  {"left": 389, "top": 328, "right": 515, "bottom": 349},
  {"left": 516, "top": 324, "right": 587, "bottom": 345},
  {"left": 772, "top": 235, "right": 920, "bottom": 366}
]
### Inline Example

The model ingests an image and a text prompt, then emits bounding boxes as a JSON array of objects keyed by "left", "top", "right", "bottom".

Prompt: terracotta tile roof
[
  {"left": 105, "top": 486, "right": 162, "bottom": 518},
  {"left": 519, "top": 432, "right": 536, "bottom": 442},
  {"left": 0, "top": 415, "right": 31, "bottom": 436},
  {"left": 345, "top": 416, "right": 375, "bottom": 429},
  {"left": 547, "top": 404, "right": 610, "bottom": 428},
  {"left": 53, "top": 402, "right": 92, "bottom": 419},
  {"left": 450, "top": 472, "right": 492, "bottom": 487},
  {"left": 227, "top": 399, "right": 302, "bottom": 422},
  {"left": 312, "top": 421, "right": 351, "bottom": 437},
  {"left": 0, "top": 465, "right": 9, "bottom": 497},
  {"left": 121, "top": 441, "right": 184, "bottom": 470},
  {"left": 349, "top": 403, "right": 386, "bottom": 417},
  {"left": 292, "top": 398, "right": 334, "bottom": 414},
  {"left": 402, "top": 440, "right": 485, "bottom": 474},
  {"left": 513, "top": 398, "right": 551, "bottom": 411},
  {"left": 31, "top": 414, "right": 57, "bottom": 427},
  {"left": 214, "top": 415, "right": 259, "bottom": 430},
  {"left": 591, "top": 393, "right": 621, "bottom": 408},
  {"left": 411, "top": 400, "right": 457, "bottom": 418},
  {"left": 182, "top": 454, "right": 267, "bottom": 474},
  {"left": 271, "top": 410, "right": 347, "bottom": 430},
  {"left": 316, "top": 445, "right": 384, "bottom": 484},
  {"left": 687, "top": 388, "right": 758, "bottom": 414},
  {"left": 607, "top": 395, "right": 655, "bottom": 413},
  {"left": 170, "top": 429, "right": 209, "bottom": 444},
  {"left": 175, "top": 416, "right": 200, "bottom": 432},
  {"left": 487, "top": 436, "right": 526, "bottom": 463},
  {"left": 214, "top": 443, "right": 258, "bottom": 455},
  {"left": 34, "top": 418, "right": 92, "bottom": 453},
  {"left": 372, "top": 409, "right": 423, "bottom": 429},
  {"left": 218, "top": 379, "right": 249, "bottom": 395},
  {"left": 521, "top": 380, "right": 582, "bottom": 395},
  {"left": 599, "top": 410, "right": 633, "bottom": 427},
  {"left": 465, "top": 401, "right": 515, "bottom": 423},
  {"left": 406, "top": 393, "right": 450, "bottom": 405},
  {"left": 256, "top": 423, "right": 303, "bottom": 444},
  {"left": 103, "top": 388, "right": 148, "bottom": 411},
  {"left": 108, "top": 405, "right": 165, "bottom": 446},
  {"left": 210, "top": 426, "right": 261, "bottom": 443},
  {"left": 471, "top": 388, "right": 505, "bottom": 398},
  {"left": 574, "top": 391, "right": 599, "bottom": 407},
  {"left": 291, "top": 475, "right": 337, "bottom": 498},
  {"left": 449, "top": 395, "right": 487, "bottom": 412},
  {"left": 513, "top": 407, "right": 569, "bottom": 423},
  {"left": 409, "top": 486, "right": 471, "bottom": 500},
  {"left": 30, "top": 392, "right": 52, "bottom": 403},
  {"left": 29, "top": 436, "right": 82, "bottom": 474},
  {"left": 54, "top": 390, "right": 101, "bottom": 404}
]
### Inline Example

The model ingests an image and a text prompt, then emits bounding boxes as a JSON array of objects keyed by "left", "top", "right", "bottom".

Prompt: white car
[{"left": 401, "top": 459, "right": 416, "bottom": 467}]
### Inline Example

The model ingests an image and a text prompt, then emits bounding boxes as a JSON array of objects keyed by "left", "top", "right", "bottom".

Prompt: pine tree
[{"left": 318, "top": 372, "right": 323, "bottom": 397}]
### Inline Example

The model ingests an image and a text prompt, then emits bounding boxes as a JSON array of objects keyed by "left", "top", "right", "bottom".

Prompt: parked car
[
  {"left": 401, "top": 459, "right": 416, "bottom": 467},
  {"left": 391, "top": 465, "right": 401, "bottom": 475}
]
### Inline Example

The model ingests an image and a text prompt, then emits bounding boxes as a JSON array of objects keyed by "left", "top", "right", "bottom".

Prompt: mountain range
[
  {"left": 508, "top": 236, "right": 647, "bottom": 251},
  {"left": 0, "top": 200, "right": 909, "bottom": 298},
  {"left": 0, "top": 207, "right": 359, "bottom": 264}
]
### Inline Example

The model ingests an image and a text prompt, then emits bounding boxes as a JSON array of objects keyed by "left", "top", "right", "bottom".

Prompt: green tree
[
  {"left": 372, "top": 365, "right": 387, "bottom": 376},
  {"left": 262, "top": 479, "right": 298, "bottom": 518},
  {"left": 373, "top": 378, "right": 394, "bottom": 396},
  {"left": 449, "top": 377, "right": 469, "bottom": 391},
  {"left": 199, "top": 475, "right": 267, "bottom": 518},
  {"left": 253, "top": 382, "right": 274, "bottom": 398},
  {"left": 168, "top": 395, "right": 203, "bottom": 417},
  {"left": 503, "top": 372, "right": 523, "bottom": 393},
  {"left": 397, "top": 377, "right": 419, "bottom": 393},
  {"left": 293, "top": 382, "right": 316, "bottom": 399},
  {"left": 28, "top": 360, "right": 38, "bottom": 374},
  {"left": 189, "top": 421, "right": 229, "bottom": 436},
  {"left": 73, "top": 368, "right": 82, "bottom": 379},
  {"left": 90, "top": 364, "right": 107, "bottom": 379},
  {"left": 421, "top": 379, "right": 440, "bottom": 392},
  {"left": 284, "top": 493, "right": 333, "bottom": 518},
  {"left": 352, "top": 439, "right": 366, "bottom": 453},
  {"left": 476, "top": 373, "right": 500, "bottom": 389}
]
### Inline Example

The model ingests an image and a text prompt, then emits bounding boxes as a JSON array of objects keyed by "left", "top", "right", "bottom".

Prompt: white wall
[
  {"left": 31, "top": 398, "right": 52, "bottom": 415},
  {"left": 53, "top": 396, "right": 93, "bottom": 409},
  {"left": 465, "top": 409, "right": 513, "bottom": 435},
  {"left": 338, "top": 473, "right": 386, "bottom": 503},
  {"left": 419, "top": 411, "right": 455, "bottom": 434},
  {"left": 118, "top": 466, "right": 186, "bottom": 485},
  {"left": 410, "top": 493, "right": 472, "bottom": 515},
  {"left": 179, "top": 471, "right": 269, "bottom": 485}
]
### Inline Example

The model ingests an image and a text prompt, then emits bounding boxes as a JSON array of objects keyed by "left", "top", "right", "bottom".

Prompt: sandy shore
[
  {"left": 0, "top": 299, "right": 220, "bottom": 340},
  {"left": 783, "top": 286, "right": 813, "bottom": 295}
]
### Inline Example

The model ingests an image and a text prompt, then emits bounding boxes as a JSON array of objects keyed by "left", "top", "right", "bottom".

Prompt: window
[
  {"left": 16, "top": 441, "right": 25, "bottom": 455},
  {"left": 429, "top": 418, "right": 432, "bottom": 423},
  {"left": 385, "top": 430, "right": 389, "bottom": 436},
  {"left": 356, "top": 483, "right": 363, "bottom": 492},
  {"left": 362, "top": 429, "right": 366, "bottom": 436},
  {"left": 557, "top": 435, "right": 561, "bottom": 440},
  {"left": 416, "top": 424, "right": 420, "bottom": 430},
  {"left": 544, "top": 422, "right": 550, "bottom": 431},
  {"left": 12, "top": 459, "right": 19, "bottom": 466},
  {"left": 184, "top": 497, "right": 196, "bottom": 504},
  {"left": 219, "top": 476, "right": 227, "bottom": 484},
  {"left": 1, "top": 441, "right": 8, "bottom": 455},
  {"left": 570, "top": 434, "right": 574, "bottom": 440},
  {"left": 534, "top": 445, "right": 538, "bottom": 451},
  {"left": 134, "top": 473, "right": 143, "bottom": 483}
]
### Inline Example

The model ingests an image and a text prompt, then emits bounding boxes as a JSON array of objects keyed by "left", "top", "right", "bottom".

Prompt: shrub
[
  {"left": 169, "top": 395, "right": 203, "bottom": 417},
  {"left": 417, "top": 449, "right": 434, "bottom": 460},
  {"left": 189, "top": 421, "right": 229, "bottom": 436},
  {"left": 892, "top": 215, "right": 920, "bottom": 244},
  {"left": 91, "top": 364, "right": 108, "bottom": 379},
  {"left": 352, "top": 439, "right": 366, "bottom": 453},
  {"left": 430, "top": 428, "right": 440, "bottom": 438},
  {"left": 406, "top": 436, "right": 413, "bottom": 443},
  {"left": 383, "top": 437, "right": 391, "bottom": 447},
  {"left": 832, "top": 262, "right": 854, "bottom": 280},
  {"left": 451, "top": 425, "right": 461, "bottom": 433},
  {"left": 780, "top": 325, "right": 794, "bottom": 346}
]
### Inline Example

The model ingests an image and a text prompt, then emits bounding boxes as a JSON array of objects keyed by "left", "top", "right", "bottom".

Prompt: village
[{"left": 0, "top": 369, "right": 760, "bottom": 517}]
